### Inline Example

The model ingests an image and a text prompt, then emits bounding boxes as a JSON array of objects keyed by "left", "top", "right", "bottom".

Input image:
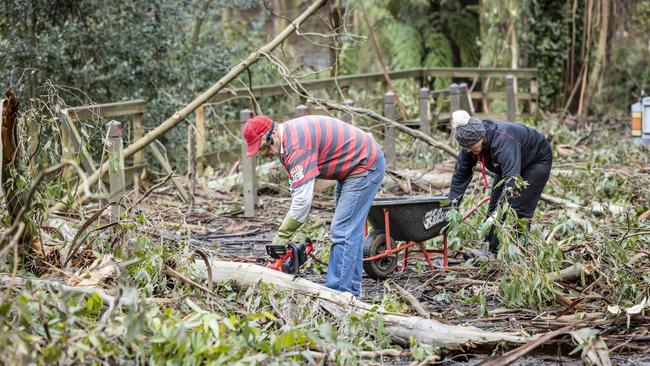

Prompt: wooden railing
[
  {"left": 61, "top": 67, "right": 538, "bottom": 216},
  {"left": 197, "top": 67, "right": 538, "bottom": 173}
]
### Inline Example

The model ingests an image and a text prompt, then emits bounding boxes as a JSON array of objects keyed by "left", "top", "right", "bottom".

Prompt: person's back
[
  {"left": 281, "top": 115, "right": 381, "bottom": 188},
  {"left": 483, "top": 119, "right": 550, "bottom": 173}
]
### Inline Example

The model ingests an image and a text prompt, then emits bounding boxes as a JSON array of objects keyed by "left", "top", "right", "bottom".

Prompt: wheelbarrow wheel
[{"left": 363, "top": 231, "right": 398, "bottom": 280}]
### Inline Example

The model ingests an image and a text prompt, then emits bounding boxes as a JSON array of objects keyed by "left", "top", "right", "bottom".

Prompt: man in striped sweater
[{"left": 243, "top": 114, "right": 385, "bottom": 296}]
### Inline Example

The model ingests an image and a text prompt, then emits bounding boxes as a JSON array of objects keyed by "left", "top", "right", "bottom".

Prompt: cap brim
[{"left": 246, "top": 139, "right": 262, "bottom": 157}]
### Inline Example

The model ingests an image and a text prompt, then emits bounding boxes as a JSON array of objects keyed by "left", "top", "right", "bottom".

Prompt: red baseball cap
[{"left": 243, "top": 115, "right": 273, "bottom": 157}]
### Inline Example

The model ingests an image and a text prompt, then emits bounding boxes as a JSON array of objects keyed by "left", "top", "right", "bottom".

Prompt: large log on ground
[{"left": 194, "top": 260, "right": 528, "bottom": 350}]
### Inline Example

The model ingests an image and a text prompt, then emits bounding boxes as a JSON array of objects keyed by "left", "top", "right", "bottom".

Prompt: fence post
[
  {"left": 187, "top": 124, "right": 196, "bottom": 208},
  {"left": 295, "top": 104, "right": 309, "bottom": 117},
  {"left": 383, "top": 92, "right": 396, "bottom": 167},
  {"left": 59, "top": 115, "right": 78, "bottom": 182},
  {"left": 419, "top": 87, "right": 430, "bottom": 135},
  {"left": 459, "top": 82, "right": 472, "bottom": 113},
  {"left": 240, "top": 109, "right": 257, "bottom": 217},
  {"left": 132, "top": 112, "right": 145, "bottom": 195},
  {"left": 106, "top": 120, "right": 126, "bottom": 218},
  {"left": 530, "top": 77, "right": 539, "bottom": 116},
  {"left": 343, "top": 99, "right": 354, "bottom": 124},
  {"left": 449, "top": 83, "right": 460, "bottom": 113},
  {"left": 195, "top": 103, "right": 206, "bottom": 176},
  {"left": 506, "top": 75, "right": 516, "bottom": 121}
]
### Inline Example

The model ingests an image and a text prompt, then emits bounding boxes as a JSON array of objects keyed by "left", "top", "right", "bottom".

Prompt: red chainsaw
[{"left": 266, "top": 238, "right": 314, "bottom": 274}]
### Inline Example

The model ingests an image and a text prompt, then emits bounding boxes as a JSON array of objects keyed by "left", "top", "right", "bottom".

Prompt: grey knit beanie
[{"left": 452, "top": 110, "right": 485, "bottom": 147}]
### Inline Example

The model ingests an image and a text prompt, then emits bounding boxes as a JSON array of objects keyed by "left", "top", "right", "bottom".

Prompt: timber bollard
[
  {"left": 449, "top": 83, "right": 460, "bottom": 113},
  {"left": 240, "top": 109, "right": 257, "bottom": 217},
  {"left": 459, "top": 83, "right": 472, "bottom": 113},
  {"left": 383, "top": 92, "right": 396, "bottom": 167},
  {"left": 505, "top": 75, "right": 516, "bottom": 121},
  {"left": 419, "top": 88, "right": 430, "bottom": 135},
  {"left": 106, "top": 120, "right": 126, "bottom": 218},
  {"left": 530, "top": 77, "right": 539, "bottom": 116},
  {"left": 343, "top": 99, "right": 354, "bottom": 124},
  {"left": 295, "top": 104, "right": 309, "bottom": 118}
]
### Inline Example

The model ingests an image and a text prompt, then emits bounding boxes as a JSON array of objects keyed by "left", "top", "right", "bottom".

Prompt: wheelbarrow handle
[{"left": 462, "top": 196, "right": 491, "bottom": 221}]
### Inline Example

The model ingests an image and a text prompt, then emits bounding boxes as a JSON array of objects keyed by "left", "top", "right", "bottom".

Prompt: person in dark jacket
[{"left": 447, "top": 110, "right": 553, "bottom": 254}]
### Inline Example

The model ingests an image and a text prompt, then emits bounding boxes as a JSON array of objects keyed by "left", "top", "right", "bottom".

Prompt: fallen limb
[
  {"left": 549, "top": 263, "right": 588, "bottom": 282},
  {"left": 54, "top": 0, "right": 327, "bottom": 212},
  {"left": 393, "top": 283, "right": 430, "bottom": 319},
  {"left": 194, "top": 260, "right": 528, "bottom": 350},
  {"left": 478, "top": 325, "right": 574, "bottom": 366}
]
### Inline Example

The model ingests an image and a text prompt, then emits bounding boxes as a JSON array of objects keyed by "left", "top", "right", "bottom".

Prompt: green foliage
[{"left": 339, "top": 0, "right": 480, "bottom": 77}]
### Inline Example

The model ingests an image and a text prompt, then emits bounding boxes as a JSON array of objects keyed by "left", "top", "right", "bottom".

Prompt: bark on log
[
  {"left": 53, "top": 0, "right": 327, "bottom": 212},
  {"left": 549, "top": 263, "right": 587, "bottom": 282},
  {"left": 194, "top": 260, "right": 528, "bottom": 350}
]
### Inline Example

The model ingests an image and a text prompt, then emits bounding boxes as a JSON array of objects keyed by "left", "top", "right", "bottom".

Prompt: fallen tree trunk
[
  {"left": 194, "top": 260, "right": 528, "bottom": 350},
  {"left": 53, "top": 0, "right": 327, "bottom": 212}
]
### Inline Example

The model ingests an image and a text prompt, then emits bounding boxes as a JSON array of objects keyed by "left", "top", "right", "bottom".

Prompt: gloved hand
[{"left": 272, "top": 215, "right": 303, "bottom": 245}]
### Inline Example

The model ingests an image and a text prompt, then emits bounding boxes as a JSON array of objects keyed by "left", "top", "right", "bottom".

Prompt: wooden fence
[{"left": 60, "top": 67, "right": 538, "bottom": 216}]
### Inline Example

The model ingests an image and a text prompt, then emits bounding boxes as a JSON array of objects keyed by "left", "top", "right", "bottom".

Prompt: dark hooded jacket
[{"left": 448, "top": 119, "right": 552, "bottom": 213}]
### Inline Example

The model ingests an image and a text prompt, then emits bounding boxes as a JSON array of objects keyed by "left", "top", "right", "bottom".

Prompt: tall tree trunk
[
  {"left": 587, "top": 0, "right": 609, "bottom": 107},
  {"left": 577, "top": 0, "right": 594, "bottom": 116}
]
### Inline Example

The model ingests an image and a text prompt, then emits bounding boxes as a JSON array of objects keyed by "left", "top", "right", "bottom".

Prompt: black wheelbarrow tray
[{"left": 362, "top": 195, "right": 490, "bottom": 279}]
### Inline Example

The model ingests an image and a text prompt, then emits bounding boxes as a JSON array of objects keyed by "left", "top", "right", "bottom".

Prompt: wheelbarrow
[{"left": 362, "top": 195, "right": 490, "bottom": 279}]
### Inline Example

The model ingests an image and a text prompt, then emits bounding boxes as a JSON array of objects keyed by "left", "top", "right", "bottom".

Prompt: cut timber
[
  {"left": 549, "top": 263, "right": 588, "bottom": 282},
  {"left": 387, "top": 168, "right": 453, "bottom": 190},
  {"left": 194, "top": 260, "right": 528, "bottom": 350},
  {"left": 54, "top": 0, "right": 327, "bottom": 212}
]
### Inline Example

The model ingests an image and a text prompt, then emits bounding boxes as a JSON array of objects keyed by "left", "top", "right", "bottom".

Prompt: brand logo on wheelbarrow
[{"left": 423, "top": 209, "right": 446, "bottom": 230}]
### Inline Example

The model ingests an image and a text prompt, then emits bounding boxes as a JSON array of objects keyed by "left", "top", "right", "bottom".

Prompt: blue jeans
[{"left": 327, "top": 155, "right": 385, "bottom": 296}]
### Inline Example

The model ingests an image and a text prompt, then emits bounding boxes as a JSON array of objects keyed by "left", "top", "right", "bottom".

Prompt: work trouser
[
  {"left": 327, "top": 154, "right": 385, "bottom": 297},
  {"left": 486, "top": 146, "right": 553, "bottom": 253}
]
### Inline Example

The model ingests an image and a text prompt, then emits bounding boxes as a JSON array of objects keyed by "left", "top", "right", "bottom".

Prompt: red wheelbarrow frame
[{"left": 362, "top": 196, "right": 491, "bottom": 270}]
